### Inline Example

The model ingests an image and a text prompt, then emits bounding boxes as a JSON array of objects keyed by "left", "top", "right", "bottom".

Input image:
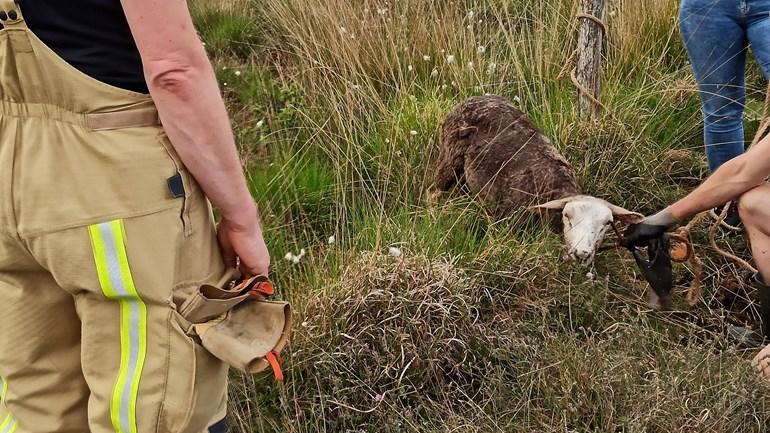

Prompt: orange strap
[
  {"left": 251, "top": 281, "right": 274, "bottom": 297},
  {"left": 234, "top": 275, "right": 275, "bottom": 298},
  {"left": 265, "top": 351, "right": 284, "bottom": 381}
]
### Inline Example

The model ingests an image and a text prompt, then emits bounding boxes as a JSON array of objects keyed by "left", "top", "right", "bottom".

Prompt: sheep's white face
[
  {"left": 561, "top": 200, "right": 614, "bottom": 263},
  {"left": 531, "top": 195, "right": 644, "bottom": 265}
]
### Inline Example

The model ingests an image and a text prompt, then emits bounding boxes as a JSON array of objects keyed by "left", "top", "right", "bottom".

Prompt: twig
[{"left": 707, "top": 204, "right": 758, "bottom": 275}]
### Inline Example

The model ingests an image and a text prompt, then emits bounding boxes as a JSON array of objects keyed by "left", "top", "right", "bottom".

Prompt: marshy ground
[{"left": 192, "top": 0, "right": 770, "bottom": 431}]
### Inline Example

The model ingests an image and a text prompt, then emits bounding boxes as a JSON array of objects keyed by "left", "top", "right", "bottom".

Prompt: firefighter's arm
[{"left": 120, "top": 0, "right": 269, "bottom": 276}]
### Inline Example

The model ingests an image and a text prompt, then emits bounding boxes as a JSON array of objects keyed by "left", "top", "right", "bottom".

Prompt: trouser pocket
[{"left": 158, "top": 310, "right": 228, "bottom": 433}]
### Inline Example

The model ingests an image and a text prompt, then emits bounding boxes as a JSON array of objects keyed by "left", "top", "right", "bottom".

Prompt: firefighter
[{"left": 0, "top": 1, "right": 269, "bottom": 432}]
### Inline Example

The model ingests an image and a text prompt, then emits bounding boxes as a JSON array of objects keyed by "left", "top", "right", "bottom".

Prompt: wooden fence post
[{"left": 576, "top": 0, "right": 606, "bottom": 119}]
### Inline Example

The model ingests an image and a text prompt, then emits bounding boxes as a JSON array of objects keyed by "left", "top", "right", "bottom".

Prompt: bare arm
[
  {"left": 668, "top": 134, "right": 770, "bottom": 220},
  {"left": 120, "top": 0, "right": 269, "bottom": 276},
  {"left": 625, "top": 134, "right": 770, "bottom": 247}
]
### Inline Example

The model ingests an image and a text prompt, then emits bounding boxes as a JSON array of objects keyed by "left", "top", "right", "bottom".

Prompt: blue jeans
[{"left": 680, "top": 0, "right": 770, "bottom": 171}]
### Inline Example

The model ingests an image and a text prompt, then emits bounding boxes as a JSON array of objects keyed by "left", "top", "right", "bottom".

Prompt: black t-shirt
[{"left": 16, "top": 0, "right": 148, "bottom": 94}]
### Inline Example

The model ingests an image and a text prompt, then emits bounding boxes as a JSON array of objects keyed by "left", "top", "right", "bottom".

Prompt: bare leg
[
  {"left": 737, "top": 185, "right": 770, "bottom": 380},
  {"left": 737, "top": 184, "right": 770, "bottom": 279}
]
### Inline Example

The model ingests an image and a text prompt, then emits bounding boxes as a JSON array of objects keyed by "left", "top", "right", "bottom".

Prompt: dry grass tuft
[{"left": 227, "top": 252, "right": 770, "bottom": 432}]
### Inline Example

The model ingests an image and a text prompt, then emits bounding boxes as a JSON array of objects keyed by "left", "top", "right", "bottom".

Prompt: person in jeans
[
  {"left": 626, "top": 0, "right": 770, "bottom": 384},
  {"left": 680, "top": 0, "right": 770, "bottom": 224}
]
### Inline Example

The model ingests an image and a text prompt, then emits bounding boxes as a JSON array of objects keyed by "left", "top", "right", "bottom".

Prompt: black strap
[{"left": 209, "top": 417, "right": 228, "bottom": 433}]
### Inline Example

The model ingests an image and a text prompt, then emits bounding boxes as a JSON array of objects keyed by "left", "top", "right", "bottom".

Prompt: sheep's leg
[{"left": 434, "top": 154, "right": 465, "bottom": 191}]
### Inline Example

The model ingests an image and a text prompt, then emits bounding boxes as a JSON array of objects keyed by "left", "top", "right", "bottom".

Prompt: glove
[
  {"left": 623, "top": 208, "right": 679, "bottom": 248},
  {"left": 631, "top": 236, "right": 673, "bottom": 310}
]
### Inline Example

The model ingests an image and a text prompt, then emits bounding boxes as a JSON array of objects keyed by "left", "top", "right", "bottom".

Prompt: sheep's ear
[
  {"left": 529, "top": 197, "right": 575, "bottom": 211},
  {"left": 608, "top": 204, "right": 644, "bottom": 224}
]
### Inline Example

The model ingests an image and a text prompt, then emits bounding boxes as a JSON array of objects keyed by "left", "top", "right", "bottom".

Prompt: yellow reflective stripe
[
  {"left": 89, "top": 220, "right": 147, "bottom": 433},
  {"left": 0, "top": 379, "right": 16, "bottom": 433},
  {"left": 0, "top": 377, "right": 7, "bottom": 405},
  {"left": 0, "top": 413, "right": 16, "bottom": 433},
  {"left": 113, "top": 221, "right": 148, "bottom": 433}
]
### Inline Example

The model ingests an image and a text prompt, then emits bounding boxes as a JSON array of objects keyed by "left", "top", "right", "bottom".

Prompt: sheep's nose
[{"left": 573, "top": 249, "right": 592, "bottom": 260}]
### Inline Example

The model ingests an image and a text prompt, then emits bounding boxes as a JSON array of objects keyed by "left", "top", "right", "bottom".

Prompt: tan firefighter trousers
[{"left": 0, "top": 2, "right": 232, "bottom": 432}]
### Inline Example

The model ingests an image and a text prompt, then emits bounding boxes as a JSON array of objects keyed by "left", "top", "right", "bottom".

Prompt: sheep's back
[{"left": 447, "top": 95, "right": 580, "bottom": 213}]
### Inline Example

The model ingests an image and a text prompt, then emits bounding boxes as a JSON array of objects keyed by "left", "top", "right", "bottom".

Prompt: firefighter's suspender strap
[
  {"left": 0, "top": 1, "right": 25, "bottom": 30},
  {"left": 86, "top": 107, "right": 161, "bottom": 131}
]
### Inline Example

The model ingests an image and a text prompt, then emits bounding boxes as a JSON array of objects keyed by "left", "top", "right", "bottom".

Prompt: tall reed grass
[{"left": 191, "top": 0, "right": 770, "bottom": 431}]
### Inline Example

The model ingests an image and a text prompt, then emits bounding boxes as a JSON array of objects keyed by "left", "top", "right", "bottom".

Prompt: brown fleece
[{"left": 436, "top": 95, "right": 581, "bottom": 215}]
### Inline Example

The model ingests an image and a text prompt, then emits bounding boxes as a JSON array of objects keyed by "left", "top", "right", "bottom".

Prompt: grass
[{"left": 191, "top": 0, "right": 770, "bottom": 431}]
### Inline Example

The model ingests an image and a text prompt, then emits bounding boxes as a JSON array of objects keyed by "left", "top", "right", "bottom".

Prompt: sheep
[{"left": 435, "top": 95, "right": 643, "bottom": 263}]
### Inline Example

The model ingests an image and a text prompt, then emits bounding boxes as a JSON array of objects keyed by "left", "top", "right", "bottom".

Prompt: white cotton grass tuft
[
  {"left": 477, "top": 46, "right": 486, "bottom": 54},
  {"left": 408, "top": 65, "right": 414, "bottom": 72},
  {"left": 410, "top": 130, "right": 418, "bottom": 136},
  {"left": 388, "top": 247, "right": 402, "bottom": 257},
  {"left": 467, "top": 10, "right": 475, "bottom": 19},
  {"left": 431, "top": 68, "right": 439, "bottom": 78},
  {"left": 467, "top": 62, "right": 474, "bottom": 69},
  {"left": 423, "top": 55, "right": 431, "bottom": 61},
  {"left": 586, "top": 271, "right": 595, "bottom": 280},
  {"left": 339, "top": 26, "right": 347, "bottom": 34},
  {"left": 513, "top": 95, "right": 521, "bottom": 104},
  {"left": 285, "top": 249, "right": 307, "bottom": 264},
  {"left": 328, "top": 235, "right": 336, "bottom": 245},
  {"left": 446, "top": 54, "right": 455, "bottom": 64},
  {"left": 234, "top": 70, "right": 242, "bottom": 76},
  {"left": 256, "top": 120, "right": 265, "bottom": 129}
]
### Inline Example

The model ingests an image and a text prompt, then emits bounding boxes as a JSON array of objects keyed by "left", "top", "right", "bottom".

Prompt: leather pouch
[{"left": 178, "top": 275, "right": 292, "bottom": 380}]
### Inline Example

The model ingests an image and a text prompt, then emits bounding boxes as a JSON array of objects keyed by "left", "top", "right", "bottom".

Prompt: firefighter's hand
[{"left": 217, "top": 207, "right": 270, "bottom": 277}]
